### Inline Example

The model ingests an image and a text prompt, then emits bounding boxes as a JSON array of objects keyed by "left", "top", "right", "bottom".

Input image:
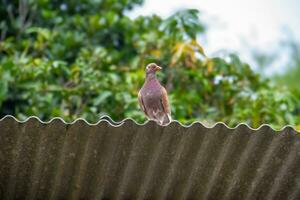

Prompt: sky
[{"left": 128, "top": 0, "right": 300, "bottom": 74}]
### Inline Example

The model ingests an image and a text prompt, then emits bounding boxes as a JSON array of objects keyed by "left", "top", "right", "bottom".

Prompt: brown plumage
[{"left": 138, "top": 63, "right": 172, "bottom": 125}]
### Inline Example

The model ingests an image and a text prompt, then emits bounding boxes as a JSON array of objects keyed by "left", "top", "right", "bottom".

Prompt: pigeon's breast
[{"left": 141, "top": 87, "right": 162, "bottom": 109}]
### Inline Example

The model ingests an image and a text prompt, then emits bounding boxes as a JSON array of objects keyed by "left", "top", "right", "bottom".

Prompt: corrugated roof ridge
[{"left": 0, "top": 115, "right": 299, "bottom": 133}]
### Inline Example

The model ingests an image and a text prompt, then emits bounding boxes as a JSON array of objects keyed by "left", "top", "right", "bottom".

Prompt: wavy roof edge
[{"left": 0, "top": 115, "right": 299, "bottom": 133}]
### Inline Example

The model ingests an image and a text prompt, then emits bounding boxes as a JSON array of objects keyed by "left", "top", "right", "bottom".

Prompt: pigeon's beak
[{"left": 155, "top": 66, "right": 162, "bottom": 71}]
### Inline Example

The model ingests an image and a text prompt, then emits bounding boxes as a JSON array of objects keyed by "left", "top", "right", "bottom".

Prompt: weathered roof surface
[{"left": 0, "top": 116, "right": 299, "bottom": 200}]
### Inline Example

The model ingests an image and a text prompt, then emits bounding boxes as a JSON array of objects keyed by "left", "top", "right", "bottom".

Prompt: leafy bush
[{"left": 0, "top": 0, "right": 299, "bottom": 129}]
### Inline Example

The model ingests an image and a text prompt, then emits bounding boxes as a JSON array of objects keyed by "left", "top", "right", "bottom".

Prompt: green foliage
[
  {"left": 0, "top": 0, "right": 299, "bottom": 129},
  {"left": 272, "top": 40, "right": 300, "bottom": 129}
]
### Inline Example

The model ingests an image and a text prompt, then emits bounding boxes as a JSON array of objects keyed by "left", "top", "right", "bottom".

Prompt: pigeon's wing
[
  {"left": 160, "top": 87, "right": 171, "bottom": 115},
  {"left": 138, "top": 90, "right": 148, "bottom": 116}
]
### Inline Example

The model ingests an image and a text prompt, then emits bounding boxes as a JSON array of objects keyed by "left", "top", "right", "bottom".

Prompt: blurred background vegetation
[{"left": 0, "top": 0, "right": 299, "bottom": 129}]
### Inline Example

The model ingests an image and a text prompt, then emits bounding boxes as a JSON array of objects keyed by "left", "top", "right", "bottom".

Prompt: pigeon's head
[{"left": 146, "top": 63, "right": 162, "bottom": 74}]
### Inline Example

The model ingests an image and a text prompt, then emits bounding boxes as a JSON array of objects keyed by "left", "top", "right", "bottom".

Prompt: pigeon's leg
[
  {"left": 152, "top": 110, "right": 163, "bottom": 125},
  {"left": 158, "top": 118, "right": 163, "bottom": 125},
  {"left": 158, "top": 114, "right": 165, "bottom": 125}
]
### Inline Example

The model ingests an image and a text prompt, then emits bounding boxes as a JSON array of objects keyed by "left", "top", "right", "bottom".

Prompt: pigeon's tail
[{"left": 162, "top": 114, "right": 172, "bottom": 125}]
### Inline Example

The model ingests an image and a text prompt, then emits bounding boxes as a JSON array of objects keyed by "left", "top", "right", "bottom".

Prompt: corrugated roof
[{"left": 0, "top": 115, "right": 299, "bottom": 200}]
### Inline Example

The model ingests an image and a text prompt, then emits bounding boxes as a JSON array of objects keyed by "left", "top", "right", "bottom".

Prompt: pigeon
[{"left": 138, "top": 63, "right": 172, "bottom": 125}]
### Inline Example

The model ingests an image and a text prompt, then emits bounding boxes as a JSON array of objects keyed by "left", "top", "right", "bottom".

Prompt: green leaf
[{"left": 94, "top": 91, "right": 112, "bottom": 106}]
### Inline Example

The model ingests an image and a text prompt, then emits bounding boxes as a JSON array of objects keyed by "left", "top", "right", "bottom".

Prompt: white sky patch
[{"left": 128, "top": 0, "right": 300, "bottom": 74}]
